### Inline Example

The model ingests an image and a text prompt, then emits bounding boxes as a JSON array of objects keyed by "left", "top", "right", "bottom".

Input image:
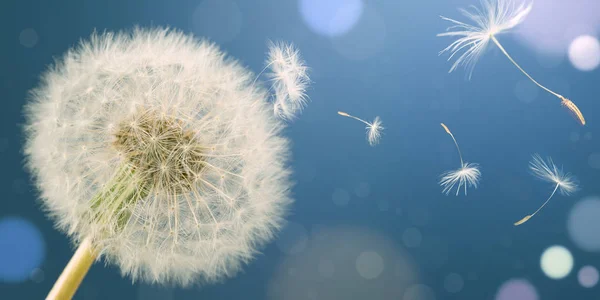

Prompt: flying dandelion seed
[
  {"left": 337, "top": 111, "right": 383, "bottom": 146},
  {"left": 264, "top": 41, "right": 310, "bottom": 121},
  {"left": 514, "top": 154, "right": 577, "bottom": 226},
  {"left": 439, "top": 123, "right": 481, "bottom": 196},
  {"left": 23, "top": 28, "right": 308, "bottom": 298},
  {"left": 438, "top": 0, "right": 586, "bottom": 126}
]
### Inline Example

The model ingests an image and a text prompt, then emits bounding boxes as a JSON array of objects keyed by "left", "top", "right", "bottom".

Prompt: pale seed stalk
[{"left": 46, "top": 236, "right": 96, "bottom": 300}]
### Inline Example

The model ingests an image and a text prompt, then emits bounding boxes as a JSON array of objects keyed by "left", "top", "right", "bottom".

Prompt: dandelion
[
  {"left": 24, "top": 28, "right": 298, "bottom": 298},
  {"left": 337, "top": 111, "right": 383, "bottom": 146},
  {"left": 514, "top": 154, "right": 578, "bottom": 226},
  {"left": 265, "top": 41, "right": 310, "bottom": 120},
  {"left": 438, "top": 0, "right": 586, "bottom": 126},
  {"left": 439, "top": 123, "right": 481, "bottom": 195}
]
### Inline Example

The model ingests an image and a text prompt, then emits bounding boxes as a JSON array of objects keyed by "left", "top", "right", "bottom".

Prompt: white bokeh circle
[
  {"left": 540, "top": 245, "right": 573, "bottom": 280},
  {"left": 355, "top": 251, "right": 384, "bottom": 280},
  {"left": 568, "top": 35, "right": 600, "bottom": 71},
  {"left": 299, "top": 0, "right": 364, "bottom": 37},
  {"left": 578, "top": 265, "right": 599, "bottom": 288},
  {"left": 567, "top": 197, "right": 600, "bottom": 252}
]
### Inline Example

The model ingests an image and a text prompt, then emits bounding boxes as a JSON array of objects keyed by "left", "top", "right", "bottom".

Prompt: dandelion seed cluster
[{"left": 24, "top": 28, "right": 293, "bottom": 286}]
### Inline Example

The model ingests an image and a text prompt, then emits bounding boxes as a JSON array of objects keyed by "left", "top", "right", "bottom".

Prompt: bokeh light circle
[
  {"left": 275, "top": 222, "right": 309, "bottom": 255},
  {"left": 514, "top": 0, "right": 600, "bottom": 56},
  {"left": 330, "top": 4, "right": 386, "bottom": 61},
  {"left": 578, "top": 265, "right": 599, "bottom": 288},
  {"left": 588, "top": 153, "right": 600, "bottom": 169},
  {"left": 30, "top": 268, "right": 44, "bottom": 283},
  {"left": 332, "top": 188, "right": 351, "bottom": 206},
  {"left": 355, "top": 251, "right": 384, "bottom": 280},
  {"left": 567, "top": 197, "right": 600, "bottom": 252},
  {"left": 267, "top": 226, "right": 418, "bottom": 300},
  {"left": 191, "top": 0, "right": 242, "bottom": 44},
  {"left": 514, "top": 79, "right": 539, "bottom": 104},
  {"left": 568, "top": 35, "right": 600, "bottom": 71},
  {"left": 403, "top": 284, "right": 436, "bottom": 300},
  {"left": 318, "top": 259, "right": 335, "bottom": 278},
  {"left": 443, "top": 273, "right": 464, "bottom": 293},
  {"left": 354, "top": 182, "right": 371, "bottom": 198},
  {"left": 402, "top": 227, "right": 422, "bottom": 248},
  {"left": 0, "top": 217, "right": 45, "bottom": 283},
  {"left": 19, "top": 28, "right": 38, "bottom": 48},
  {"left": 540, "top": 245, "right": 573, "bottom": 279},
  {"left": 299, "top": 0, "right": 363, "bottom": 37},
  {"left": 495, "top": 279, "right": 538, "bottom": 300}
]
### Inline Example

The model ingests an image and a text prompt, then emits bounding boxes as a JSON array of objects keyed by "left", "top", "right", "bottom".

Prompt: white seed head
[
  {"left": 529, "top": 154, "right": 578, "bottom": 195},
  {"left": 366, "top": 116, "right": 383, "bottom": 146},
  {"left": 437, "top": 0, "right": 533, "bottom": 78},
  {"left": 266, "top": 41, "right": 310, "bottom": 121},
  {"left": 23, "top": 27, "right": 293, "bottom": 286},
  {"left": 440, "top": 162, "right": 481, "bottom": 196}
]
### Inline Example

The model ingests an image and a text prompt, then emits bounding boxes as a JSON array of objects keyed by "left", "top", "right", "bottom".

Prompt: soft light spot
[
  {"left": 332, "top": 188, "right": 350, "bottom": 206},
  {"left": 0, "top": 217, "right": 45, "bottom": 283},
  {"left": 191, "top": 0, "right": 242, "bottom": 44},
  {"left": 354, "top": 182, "right": 371, "bottom": 198},
  {"left": 567, "top": 197, "right": 600, "bottom": 252},
  {"left": 540, "top": 245, "right": 573, "bottom": 279},
  {"left": 578, "top": 265, "right": 599, "bottom": 288},
  {"left": 19, "top": 28, "right": 38, "bottom": 48},
  {"left": 443, "top": 273, "right": 464, "bottom": 293},
  {"left": 568, "top": 35, "right": 600, "bottom": 71},
  {"left": 318, "top": 259, "right": 335, "bottom": 278},
  {"left": 331, "top": 4, "right": 386, "bottom": 61},
  {"left": 402, "top": 227, "right": 422, "bottom": 248},
  {"left": 355, "top": 251, "right": 384, "bottom": 280},
  {"left": 377, "top": 199, "right": 389, "bottom": 211},
  {"left": 403, "top": 284, "right": 436, "bottom": 300},
  {"left": 514, "top": 1, "right": 600, "bottom": 56},
  {"left": 495, "top": 279, "right": 538, "bottom": 300},
  {"left": 299, "top": 0, "right": 363, "bottom": 37},
  {"left": 514, "top": 79, "right": 539, "bottom": 104},
  {"left": 588, "top": 153, "right": 600, "bottom": 169},
  {"left": 275, "top": 222, "right": 308, "bottom": 255},
  {"left": 267, "top": 227, "right": 418, "bottom": 300},
  {"left": 30, "top": 268, "right": 44, "bottom": 283},
  {"left": 570, "top": 132, "right": 581, "bottom": 143}
]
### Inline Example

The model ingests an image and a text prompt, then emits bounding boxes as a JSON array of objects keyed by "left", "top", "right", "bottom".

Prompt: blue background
[{"left": 1, "top": 0, "right": 599, "bottom": 299}]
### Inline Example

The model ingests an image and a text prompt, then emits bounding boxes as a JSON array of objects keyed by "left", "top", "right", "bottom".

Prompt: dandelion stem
[
  {"left": 441, "top": 123, "right": 464, "bottom": 166},
  {"left": 337, "top": 111, "right": 370, "bottom": 126},
  {"left": 47, "top": 236, "right": 96, "bottom": 300},
  {"left": 491, "top": 36, "right": 562, "bottom": 99},
  {"left": 531, "top": 182, "right": 560, "bottom": 217},
  {"left": 514, "top": 183, "right": 560, "bottom": 226}
]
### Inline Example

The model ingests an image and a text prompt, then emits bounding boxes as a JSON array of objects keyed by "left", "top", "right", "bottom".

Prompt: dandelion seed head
[
  {"left": 438, "top": 0, "right": 533, "bottom": 78},
  {"left": 529, "top": 154, "right": 578, "bottom": 195},
  {"left": 23, "top": 28, "right": 292, "bottom": 286},
  {"left": 367, "top": 116, "right": 383, "bottom": 146},
  {"left": 266, "top": 41, "right": 310, "bottom": 120},
  {"left": 440, "top": 163, "right": 481, "bottom": 196}
]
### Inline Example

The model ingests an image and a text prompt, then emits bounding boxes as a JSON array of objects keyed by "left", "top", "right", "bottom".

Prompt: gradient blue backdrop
[{"left": 1, "top": 0, "right": 599, "bottom": 299}]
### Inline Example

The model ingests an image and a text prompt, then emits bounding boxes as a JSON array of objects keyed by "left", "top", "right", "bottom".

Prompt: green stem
[{"left": 48, "top": 163, "right": 149, "bottom": 299}]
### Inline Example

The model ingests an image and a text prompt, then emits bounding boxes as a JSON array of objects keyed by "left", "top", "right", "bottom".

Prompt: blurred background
[{"left": 2, "top": 0, "right": 600, "bottom": 299}]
